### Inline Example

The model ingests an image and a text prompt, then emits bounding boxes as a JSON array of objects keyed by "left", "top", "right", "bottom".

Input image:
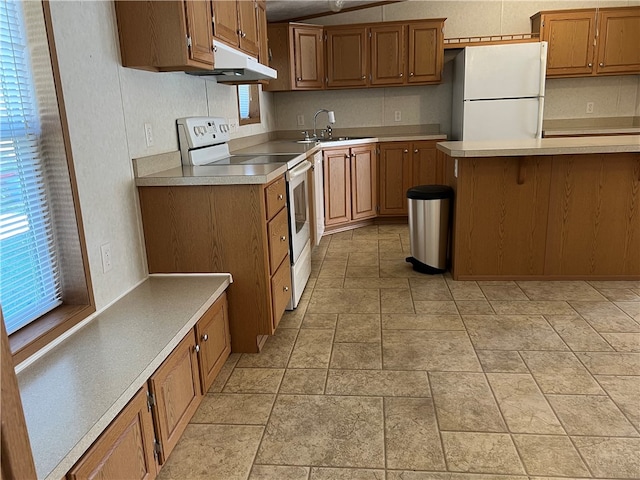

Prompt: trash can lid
[{"left": 407, "top": 184, "right": 454, "bottom": 200}]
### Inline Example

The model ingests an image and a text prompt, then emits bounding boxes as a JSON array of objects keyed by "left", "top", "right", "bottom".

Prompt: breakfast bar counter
[{"left": 437, "top": 136, "right": 640, "bottom": 280}]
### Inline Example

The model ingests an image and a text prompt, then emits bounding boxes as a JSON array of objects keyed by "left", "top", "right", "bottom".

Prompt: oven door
[{"left": 286, "top": 160, "right": 312, "bottom": 262}]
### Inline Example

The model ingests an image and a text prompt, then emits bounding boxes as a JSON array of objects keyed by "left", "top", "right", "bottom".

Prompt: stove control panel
[{"left": 176, "top": 116, "right": 230, "bottom": 150}]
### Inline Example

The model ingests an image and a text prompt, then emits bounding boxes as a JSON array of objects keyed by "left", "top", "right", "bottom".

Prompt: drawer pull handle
[
  {"left": 202, "top": 334, "right": 208, "bottom": 342},
  {"left": 278, "top": 194, "right": 283, "bottom": 200},
  {"left": 280, "top": 235, "right": 286, "bottom": 241},
  {"left": 195, "top": 344, "right": 200, "bottom": 353},
  {"left": 284, "top": 286, "right": 289, "bottom": 292}
]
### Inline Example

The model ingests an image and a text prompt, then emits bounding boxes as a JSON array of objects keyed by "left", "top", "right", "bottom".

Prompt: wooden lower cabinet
[
  {"left": 67, "top": 386, "right": 157, "bottom": 480},
  {"left": 195, "top": 292, "right": 231, "bottom": 393}
]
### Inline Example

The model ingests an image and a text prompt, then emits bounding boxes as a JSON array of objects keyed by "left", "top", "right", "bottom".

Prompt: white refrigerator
[{"left": 451, "top": 42, "right": 548, "bottom": 141}]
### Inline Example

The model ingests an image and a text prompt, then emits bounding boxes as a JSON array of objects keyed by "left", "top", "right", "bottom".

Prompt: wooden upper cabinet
[
  {"left": 407, "top": 21, "right": 443, "bottom": 83},
  {"left": 237, "top": 0, "right": 260, "bottom": 57},
  {"left": 326, "top": 26, "right": 369, "bottom": 88},
  {"left": 212, "top": 0, "right": 240, "bottom": 47},
  {"left": 256, "top": 0, "right": 269, "bottom": 65},
  {"left": 294, "top": 25, "right": 325, "bottom": 89},
  {"left": 596, "top": 7, "right": 640, "bottom": 75},
  {"left": 114, "top": 0, "right": 214, "bottom": 71},
  {"left": 531, "top": 6, "right": 640, "bottom": 77},
  {"left": 370, "top": 24, "right": 405, "bottom": 86}
]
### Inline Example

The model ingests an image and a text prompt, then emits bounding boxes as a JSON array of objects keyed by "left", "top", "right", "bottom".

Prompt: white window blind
[
  {"left": 0, "top": 0, "right": 61, "bottom": 334},
  {"left": 238, "top": 84, "right": 250, "bottom": 119}
]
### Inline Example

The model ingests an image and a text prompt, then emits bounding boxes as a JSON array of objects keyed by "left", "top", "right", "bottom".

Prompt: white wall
[
  {"left": 48, "top": 1, "right": 273, "bottom": 310},
  {"left": 274, "top": 0, "right": 640, "bottom": 132}
]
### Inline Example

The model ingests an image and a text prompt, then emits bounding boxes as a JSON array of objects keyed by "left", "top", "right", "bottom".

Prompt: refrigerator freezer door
[
  {"left": 462, "top": 98, "right": 541, "bottom": 141},
  {"left": 463, "top": 43, "right": 546, "bottom": 100}
]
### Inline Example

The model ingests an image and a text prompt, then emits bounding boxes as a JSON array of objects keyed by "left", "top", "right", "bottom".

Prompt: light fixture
[{"left": 328, "top": 0, "right": 344, "bottom": 13}]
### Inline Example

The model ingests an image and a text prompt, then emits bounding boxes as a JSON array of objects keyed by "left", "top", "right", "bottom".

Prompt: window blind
[
  {"left": 238, "top": 84, "right": 250, "bottom": 119},
  {"left": 0, "top": 0, "right": 61, "bottom": 334}
]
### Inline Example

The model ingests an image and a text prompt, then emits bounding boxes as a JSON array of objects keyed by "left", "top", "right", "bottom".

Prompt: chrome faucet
[{"left": 313, "top": 109, "right": 335, "bottom": 139}]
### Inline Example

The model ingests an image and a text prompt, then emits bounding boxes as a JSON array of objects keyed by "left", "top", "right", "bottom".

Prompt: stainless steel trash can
[{"left": 406, "top": 185, "right": 454, "bottom": 274}]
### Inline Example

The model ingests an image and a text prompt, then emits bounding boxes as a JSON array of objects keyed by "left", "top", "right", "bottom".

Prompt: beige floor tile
[
  {"left": 486, "top": 373, "right": 564, "bottom": 434},
  {"left": 378, "top": 224, "right": 408, "bottom": 234},
  {"left": 157, "top": 424, "right": 263, "bottom": 480},
  {"left": 387, "top": 474, "right": 527, "bottom": 480},
  {"left": 569, "top": 301, "right": 640, "bottom": 333},
  {"left": 315, "top": 277, "right": 345, "bottom": 288},
  {"left": 576, "top": 352, "right": 640, "bottom": 375},
  {"left": 236, "top": 329, "right": 298, "bottom": 369},
  {"left": 379, "top": 237, "right": 403, "bottom": 251},
  {"left": 330, "top": 343, "right": 382, "bottom": 369},
  {"left": 410, "top": 283, "right": 453, "bottom": 301},
  {"left": 520, "top": 351, "right": 603, "bottom": 394},
  {"left": 595, "top": 375, "right": 640, "bottom": 429},
  {"left": 490, "top": 301, "right": 575, "bottom": 315},
  {"left": 335, "top": 314, "right": 381, "bottom": 342},
  {"left": 223, "top": 368, "right": 285, "bottom": 393},
  {"left": 288, "top": 329, "right": 334, "bottom": 368},
  {"left": 346, "top": 265, "right": 381, "bottom": 278},
  {"left": 379, "top": 249, "right": 409, "bottom": 262},
  {"left": 413, "top": 300, "right": 459, "bottom": 315},
  {"left": 616, "top": 301, "right": 640, "bottom": 320},
  {"left": 249, "top": 465, "right": 310, "bottom": 480},
  {"left": 383, "top": 330, "right": 481, "bottom": 372},
  {"left": 279, "top": 369, "right": 327, "bottom": 395},
  {"left": 301, "top": 313, "right": 338, "bottom": 329},
  {"left": 544, "top": 315, "right": 613, "bottom": 352},
  {"left": 310, "top": 467, "right": 384, "bottom": 480},
  {"left": 381, "top": 313, "right": 464, "bottom": 330},
  {"left": 589, "top": 280, "right": 640, "bottom": 290},
  {"left": 208, "top": 353, "right": 241, "bottom": 392},
  {"left": 329, "top": 231, "right": 354, "bottom": 241},
  {"left": 343, "top": 277, "right": 408, "bottom": 289},
  {"left": 430, "top": 372, "right": 506, "bottom": 432},
  {"left": 409, "top": 276, "right": 448, "bottom": 286},
  {"left": 256, "top": 395, "right": 384, "bottom": 468},
  {"left": 463, "top": 315, "right": 568, "bottom": 351},
  {"left": 572, "top": 436, "right": 640, "bottom": 479},
  {"left": 379, "top": 260, "right": 428, "bottom": 278},
  {"left": 441, "top": 432, "right": 525, "bottom": 474},
  {"left": 602, "top": 332, "right": 640, "bottom": 352},
  {"left": 278, "top": 311, "right": 305, "bottom": 329},
  {"left": 446, "top": 282, "right": 487, "bottom": 301},
  {"left": 325, "top": 369, "right": 430, "bottom": 397},
  {"left": 597, "top": 288, "right": 640, "bottom": 302},
  {"left": 385, "top": 397, "right": 446, "bottom": 470},
  {"left": 348, "top": 251, "right": 379, "bottom": 266},
  {"left": 476, "top": 351, "right": 528, "bottom": 373},
  {"left": 512, "top": 434, "right": 589, "bottom": 477},
  {"left": 381, "top": 289, "right": 415, "bottom": 313},
  {"left": 308, "top": 288, "right": 380, "bottom": 314},
  {"left": 328, "top": 239, "right": 379, "bottom": 254},
  {"left": 547, "top": 394, "right": 638, "bottom": 436},
  {"left": 517, "top": 281, "right": 606, "bottom": 301},
  {"left": 318, "top": 259, "right": 348, "bottom": 278},
  {"left": 350, "top": 225, "right": 380, "bottom": 237},
  {"left": 455, "top": 300, "right": 495, "bottom": 315},
  {"left": 191, "top": 393, "right": 275, "bottom": 425},
  {"left": 480, "top": 285, "right": 528, "bottom": 301}
]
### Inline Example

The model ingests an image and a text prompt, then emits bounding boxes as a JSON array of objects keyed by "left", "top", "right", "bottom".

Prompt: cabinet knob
[
  {"left": 278, "top": 194, "right": 283, "bottom": 200},
  {"left": 410, "top": 72, "right": 414, "bottom": 76},
  {"left": 588, "top": 63, "right": 593, "bottom": 67},
  {"left": 351, "top": 153, "right": 356, "bottom": 158},
  {"left": 344, "top": 154, "right": 349, "bottom": 159},
  {"left": 202, "top": 334, "right": 208, "bottom": 342},
  {"left": 414, "top": 149, "right": 418, "bottom": 154},
  {"left": 195, "top": 344, "right": 200, "bottom": 353},
  {"left": 599, "top": 62, "right": 604, "bottom": 67},
  {"left": 280, "top": 235, "right": 286, "bottom": 241},
  {"left": 399, "top": 73, "right": 403, "bottom": 77},
  {"left": 284, "top": 286, "right": 289, "bottom": 292},
  {"left": 361, "top": 75, "right": 366, "bottom": 80},
  {"left": 403, "top": 149, "right": 408, "bottom": 153},
  {"left": 241, "top": 32, "right": 247, "bottom": 38}
]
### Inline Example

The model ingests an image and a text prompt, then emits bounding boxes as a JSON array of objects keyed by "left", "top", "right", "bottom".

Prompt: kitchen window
[
  {"left": 237, "top": 84, "right": 261, "bottom": 125},
  {"left": 0, "top": 0, "right": 94, "bottom": 363}
]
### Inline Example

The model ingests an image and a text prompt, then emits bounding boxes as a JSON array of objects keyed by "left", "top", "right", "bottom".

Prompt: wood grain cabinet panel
[
  {"left": 407, "top": 21, "right": 443, "bottom": 83},
  {"left": 350, "top": 145, "right": 377, "bottom": 220},
  {"left": 268, "top": 207, "right": 290, "bottom": 273},
  {"left": 379, "top": 143, "right": 412, "bottom": 216},
  {"left": 545, "top": 153, "right": 640, "bottom": 275},
  {"left": 265, "top": 176, "right": 287, "bottom": 220},
  {"left": 149, "top": 333, "right": 202, "bottom": 465},
  {"left": 596, "top": 7, "right": 640, "bottom": 75},
  {"left": 370, "top": 24, "right": 405, "bottom": 86},
  {"left": 237, "top": 0, "right": 259, "bottom": 57},
  {"left": 212, "top": 0, "right": 240, "bottom": 47},
  {"left": 67, "top": 386, "right": 157, "bottom": 480},
  {"left": 326, "top": 25, "right": 369, "bottom": 88},
  {"left": 256, "top": 0, "right": 268, "bottom": 65},
  {"left": 411, "top": 140, "right": 444, "bottom": 187},
  {"left": 195, "top": 293, "right": 231, "bottom": 393},
  {"left": 271, "top": 256, "right": 292, "bottom": 331},
  {"left": 324, "top": 148, "right": 352, "bottom": 226}
]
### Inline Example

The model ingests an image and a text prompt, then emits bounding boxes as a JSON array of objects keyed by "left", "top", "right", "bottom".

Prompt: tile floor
[{"left": 158, "top": 225, "right": 640, "bottom": 480}]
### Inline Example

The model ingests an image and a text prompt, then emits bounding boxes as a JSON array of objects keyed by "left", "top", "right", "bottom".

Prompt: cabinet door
[
  {"left": 271, "top": 255, "right": 291, "bottom": 331},
  {"left": 212, "top": 0, "right": 239, "bottom": 47},
  {"left": 379, "top": 143, "right": 411, "bottom": 216},
  {"left": 185, "top": 0, "right": 214, "bottom": 66},
  {"left": 293, "top": 25, "right": 324, "bottom": 89},
  {"left": 411, "top": 141, "right": 443, "bottom": 187},
  {"left": 326, "top": 26, "right": 368, "bottom": 88},
  {"left": 324, "top": 148, "right": 352, "bottom": 226},
  {"left": 370, "top": 24, "right": 405, "bottom": 86},
  {"left": 350, "top": 145, "right": 377, "bottom": 220},
  {"left": 149, "top": 333, "right": 202, "bottom": 464},
  {"left": 596, "top": 7, "right": 640, "bottom": 75},
  {"left": 256, "top": 0, "right": 269, "bottom": 65},
  {"left": 195, "top": 293, "right": 231, "bottom": 393},
  {"left": 407, "top": 21, "right": 443, "bottom": 83},
  {"left": 68, "top": 387, "right": 157, "bottom": 480},
  {"left": 238, "top": 0, "right": 259, "bottom": 57},
  {"left": 540, "top": 10, "right": 596, "bottom": 77}
]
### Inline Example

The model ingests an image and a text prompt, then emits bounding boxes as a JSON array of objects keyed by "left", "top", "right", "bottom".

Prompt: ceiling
[{"left": 266, "top": 0, "right": 396, "bottom": 23}]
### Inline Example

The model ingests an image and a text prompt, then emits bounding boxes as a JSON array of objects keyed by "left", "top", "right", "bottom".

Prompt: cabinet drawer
[
  {"left": 265, "top": 176, "right": 287, "bottom": 220},
  {"left": 268, "top": 208, "right": 290, "bottom": 273},
  {"left": 271, "top": 255, "right": 291, "bottom": 331}
]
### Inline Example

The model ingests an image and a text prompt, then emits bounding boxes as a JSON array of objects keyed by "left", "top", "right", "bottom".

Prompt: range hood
[{"left": 189, "top": 41, "right": 277, "bottom": 82}]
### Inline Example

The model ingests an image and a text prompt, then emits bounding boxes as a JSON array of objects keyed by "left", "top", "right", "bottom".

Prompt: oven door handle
[{"left": 286, "top": 160, "right": 312, "bottom": 181}]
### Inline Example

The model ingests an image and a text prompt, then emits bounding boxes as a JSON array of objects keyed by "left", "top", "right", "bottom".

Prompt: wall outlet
[
  {"left": 144, "top": 123, "right": 154, "bottom": 147},
  {"left": 394, "top": 110, "right": 402, "bottom": 122},
  {"left": 100, "top": 243, "right": 113, "bottom": 273},
  {"left": 297, "top": 114, "right": 305, "bottom": 126},
  {"left": 586, "top": 102, "right": 594, "bottom": 114}
]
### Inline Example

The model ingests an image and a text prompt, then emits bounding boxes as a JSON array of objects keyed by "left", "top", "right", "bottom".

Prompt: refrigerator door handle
[{"left": 536, "top": 97, "right": 545, "bottom": 139}]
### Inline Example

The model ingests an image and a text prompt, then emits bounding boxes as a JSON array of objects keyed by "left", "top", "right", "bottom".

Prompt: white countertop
[
  {"left": 17, "top": 274, "right": 232, "bottom": 480},
  {"left": 436, "top": 135, "right": 640, "bottom": 157}
]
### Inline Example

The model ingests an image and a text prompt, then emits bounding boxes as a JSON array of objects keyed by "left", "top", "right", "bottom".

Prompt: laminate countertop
[
  {"left": 436, "top": 135, "right": 640, "bottom": 158},
  {"left": 17, "top": 274, "right": 232, "bottom": 480}
]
